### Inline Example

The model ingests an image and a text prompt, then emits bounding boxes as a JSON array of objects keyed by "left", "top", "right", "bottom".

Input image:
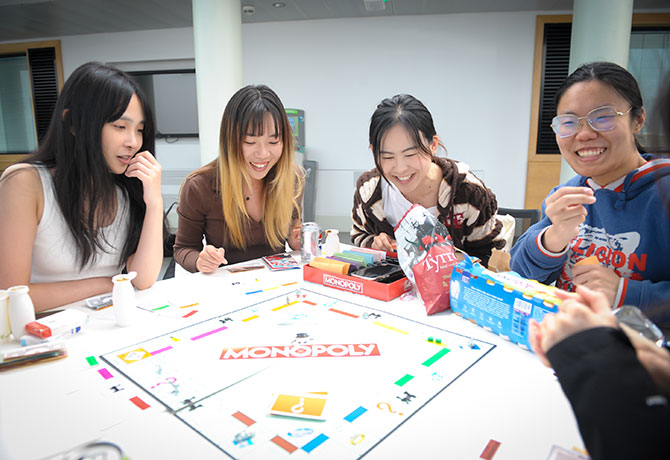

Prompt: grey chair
[
  {"left": 161, "top": 201, "right": 178, "bottom": 280},
  {"left": 497, "top": 207, "right": 541, "bottom": 247}
]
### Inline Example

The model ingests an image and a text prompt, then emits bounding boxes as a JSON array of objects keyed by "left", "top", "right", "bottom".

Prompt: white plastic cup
[
  {"left": 322, "top": 229, "right": 341, "bottom": 257},
  {"left": 8, "top": 285, "right": 36, "bottom": 341},
  {"left": 0, "top": 290, "right": 10, "bottom": 343},
  {"left": 112, "top": 272, "right": 137, "bottom": 327}
]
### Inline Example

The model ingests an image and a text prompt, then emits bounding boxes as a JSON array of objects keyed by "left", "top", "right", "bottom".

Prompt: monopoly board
[{"left": 101, "top": 288, "right": 495, "bottom": 460}]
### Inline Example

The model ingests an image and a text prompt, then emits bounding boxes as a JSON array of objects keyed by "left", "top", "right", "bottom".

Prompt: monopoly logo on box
[
  {"left": 303, "top": 265, "right": 410, "bottom": 302},
  {"left": 449, "top": 256, "right": 560, "bottom": 350},
  {"left": 323, "top": 274, "right": 363, "bottom": 293}
]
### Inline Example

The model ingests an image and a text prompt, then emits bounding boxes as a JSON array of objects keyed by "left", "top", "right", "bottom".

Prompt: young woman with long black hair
[
  {"left": 351, "top": 93, "right": 504, "bottom": 266},
  {"left": 0, "top": 62, "right": 164, "bottom": 312}
]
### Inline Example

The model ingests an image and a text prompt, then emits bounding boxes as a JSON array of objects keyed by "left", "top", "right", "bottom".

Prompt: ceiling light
[
  {"left": 242, "top": 5, "right": 255, "bottom": 15},
  {"left": 272, "top": 2, "right": 286, "bottom": 7},
  {"left": 363, "top": 0, "right": 386, "bottom": 11}
]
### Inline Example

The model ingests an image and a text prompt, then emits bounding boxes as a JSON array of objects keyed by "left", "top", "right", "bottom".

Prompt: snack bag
[{"left": 394, "top": 204, "right": 459, "bottom": 315}]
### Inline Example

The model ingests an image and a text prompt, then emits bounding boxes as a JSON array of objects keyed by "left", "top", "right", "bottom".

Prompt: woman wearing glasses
[
  {"left": 351, "top": 94, "right": 505, "bottom": 266},
  {"left": 511, "top": 62, "right": 670, "bottom": 321},
  {"left": 526, "top": 71, "right": 670, "bottom": 460}
]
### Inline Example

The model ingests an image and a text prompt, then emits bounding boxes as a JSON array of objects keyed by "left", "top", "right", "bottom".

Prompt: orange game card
[
  {"left": 575, "top": 255, "right": 600, "bottom": 266},
  {"left": 269, "top": 393, "right": 328, "bottom": 420}
]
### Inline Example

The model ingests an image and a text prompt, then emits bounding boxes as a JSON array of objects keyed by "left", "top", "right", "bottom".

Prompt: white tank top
[
  {"left": 30, "top": 164, "right": 130, "bottom": 283},
  {"left": 381, "top": 179, "right": 437, "bottom": 228}
]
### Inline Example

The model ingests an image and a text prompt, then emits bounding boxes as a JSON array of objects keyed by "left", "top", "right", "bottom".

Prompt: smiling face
[
  {"left": 241, "top": 112, "right": 283, "bottom": 183},
  {"left": 101, "top": 94, "right": 145, "bottom": 174},
  {"left": 556, "top": 80, "right": 645, "bottom": 186},
  {"left": 377, "top": 124, "right": 437, "bottom": 197}
]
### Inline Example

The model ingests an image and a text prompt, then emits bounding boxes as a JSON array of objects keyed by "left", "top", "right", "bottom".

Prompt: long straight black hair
[{"left": 20, "top": 61, "right": 156, "bottom": 268}]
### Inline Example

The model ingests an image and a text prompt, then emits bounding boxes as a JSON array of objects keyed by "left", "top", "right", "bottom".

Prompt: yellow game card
[{"left": 269, "top": 392, "right": 328, "bottom": 420}]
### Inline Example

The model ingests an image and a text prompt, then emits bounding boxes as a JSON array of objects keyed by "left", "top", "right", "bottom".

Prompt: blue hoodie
[{"left": 511, "top": 155, "right": 670, "bottom": 323}]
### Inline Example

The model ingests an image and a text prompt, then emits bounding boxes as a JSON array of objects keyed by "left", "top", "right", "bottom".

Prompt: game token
[{"left": 233, "top": 429, "right": 254, "bottom": 445}]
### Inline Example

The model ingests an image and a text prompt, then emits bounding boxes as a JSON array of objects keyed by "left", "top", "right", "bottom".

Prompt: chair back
[{"left": 497, "top": 207, "right": 541, "bottom": 248}]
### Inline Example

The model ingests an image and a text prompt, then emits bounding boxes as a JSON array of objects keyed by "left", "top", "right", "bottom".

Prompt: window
[
  {"left": 0, "top": 40, "right": 63, "bottom": 172},
  {"left": 629, "top": 28, "right": 670, "bottom": 152},
  {"left": 128, "top": 69, "right": 199, "bottom": 138},
  {"left": 0, "top": 54, "right": 37, "bottom": 154},
  {"left": 536, "top": 22, "right": 571, "bottom": 155}
]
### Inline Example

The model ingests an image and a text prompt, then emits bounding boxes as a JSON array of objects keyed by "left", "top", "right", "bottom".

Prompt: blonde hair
[{"left": 193, "top": 85, "right": 303, "bottom": 249}]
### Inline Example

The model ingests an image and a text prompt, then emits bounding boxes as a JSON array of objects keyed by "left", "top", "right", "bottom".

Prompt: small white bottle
[
  {"left": 112, "top": 272, "right": 137, "bottom": 327},
  {"left": 322, "top": 229, "right": 341, "bottom": 257},
  {"left": 8, "top": 285, "right": 36, "bottom": 341}
]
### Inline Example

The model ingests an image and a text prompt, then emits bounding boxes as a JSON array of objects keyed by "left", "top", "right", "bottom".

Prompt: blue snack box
[{"left": 449, "top": 255, "right": 561, "bottom": 350}]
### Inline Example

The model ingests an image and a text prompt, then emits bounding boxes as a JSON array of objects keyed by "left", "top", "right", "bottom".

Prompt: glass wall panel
[
  {"left": 0, "top": 54, "right": 37, "bottom": 154},
  {"left": 629, "top": 30, "right": 670, "bottom": 152}
]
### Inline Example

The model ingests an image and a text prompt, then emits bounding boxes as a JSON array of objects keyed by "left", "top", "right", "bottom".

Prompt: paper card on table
[
  {"left": 262, "top": 253, "right": 300, "bottom": 271},
  {"left": 545, "top": 445, "right": 590, "bottom": 460},
  {"left": 227, "top": 262, "right": 266, "bottom": 273},
  {"left": 269, "top": 392, "right": 328, "bottom": 420}
]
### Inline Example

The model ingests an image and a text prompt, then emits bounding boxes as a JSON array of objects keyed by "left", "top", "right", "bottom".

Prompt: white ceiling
[{"left": 0, "top": 0, "right": 668, "bottom": 42}]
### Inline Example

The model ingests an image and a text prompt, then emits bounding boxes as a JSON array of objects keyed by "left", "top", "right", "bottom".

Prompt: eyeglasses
[{"left": 551, "top": 105, "right": 633, "bottom": 138}]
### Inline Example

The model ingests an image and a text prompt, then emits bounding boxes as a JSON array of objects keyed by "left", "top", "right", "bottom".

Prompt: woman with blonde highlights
[{"left": 174, "top": 85, "right": 303, "bottom": 273}]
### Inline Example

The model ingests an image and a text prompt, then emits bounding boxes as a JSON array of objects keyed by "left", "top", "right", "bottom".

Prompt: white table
[{"left": 0, "top": 262, "right": 586, "bottom": 460}]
